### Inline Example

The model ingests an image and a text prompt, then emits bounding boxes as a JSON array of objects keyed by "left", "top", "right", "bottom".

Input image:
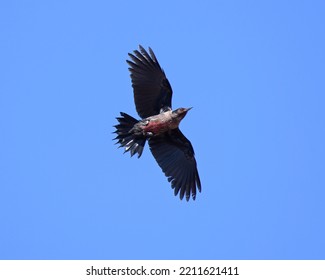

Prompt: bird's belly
[{"left": 143, "top": 120, "right": 173, "bottom": 135}]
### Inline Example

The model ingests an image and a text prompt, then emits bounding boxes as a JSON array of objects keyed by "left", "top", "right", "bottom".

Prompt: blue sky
[{"left": 1, "top": 1, "right": 324, "bottom": 259}]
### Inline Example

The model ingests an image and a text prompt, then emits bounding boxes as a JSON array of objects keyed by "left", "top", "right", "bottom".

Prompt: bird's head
[{"left": 172, "top": 107, "right": 192, "bottom": 121}]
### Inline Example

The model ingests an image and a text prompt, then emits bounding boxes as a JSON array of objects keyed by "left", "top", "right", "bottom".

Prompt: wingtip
[{"left": 138, "top": 44, "right": 144, "bottom": 50}]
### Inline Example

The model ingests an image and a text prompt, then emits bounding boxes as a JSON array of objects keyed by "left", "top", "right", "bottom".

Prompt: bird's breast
[{"left": 143, "top": 118, "right": 178, "bottom": 136}]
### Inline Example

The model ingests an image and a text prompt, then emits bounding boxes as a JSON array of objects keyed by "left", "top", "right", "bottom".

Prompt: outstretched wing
[
  {"left": 127, "top": 45, "right": 173, "bottom": 119},
  {"left": 149, "top": 128, "right": 201, "bottom": 201}
]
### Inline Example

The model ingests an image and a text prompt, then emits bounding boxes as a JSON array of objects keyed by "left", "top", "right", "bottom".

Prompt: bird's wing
[
  {"left": 148, "top": 128, "right": 201, "bottom": 201},
  {"left": 126, "top": 45, "right": 173, "bottom": 119}
]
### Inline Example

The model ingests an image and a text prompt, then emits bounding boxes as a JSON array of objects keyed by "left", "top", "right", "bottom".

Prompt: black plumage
[
  {"left": 127, "top": 46, "right": 173, "bottom": 118},
  {"left": 114, "top": 45, "right": 201, "bottom": 201}
]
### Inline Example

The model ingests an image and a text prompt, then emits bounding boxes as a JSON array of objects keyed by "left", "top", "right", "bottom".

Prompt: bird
[{"left": 113, "top": 45, "right": 201, "bottom": 201}]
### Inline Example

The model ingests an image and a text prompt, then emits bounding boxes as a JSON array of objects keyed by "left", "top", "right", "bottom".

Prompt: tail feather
[{"left": 113, "top": 112, "right": 146, "bottom": 158}]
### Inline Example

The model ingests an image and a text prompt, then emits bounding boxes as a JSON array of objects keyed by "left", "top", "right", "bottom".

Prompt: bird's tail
[{"left": 113, "top": 112, "right": 146, "bottom": 158}]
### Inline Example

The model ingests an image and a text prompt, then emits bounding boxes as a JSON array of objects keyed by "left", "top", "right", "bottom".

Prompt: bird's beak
[{"left": 185, "top": 107, "right": 193, "bottom": 112}]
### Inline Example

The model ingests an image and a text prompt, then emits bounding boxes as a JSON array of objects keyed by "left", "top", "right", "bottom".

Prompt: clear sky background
[{"left": 1, "top": 1, "right": 324, "bottom": 260}]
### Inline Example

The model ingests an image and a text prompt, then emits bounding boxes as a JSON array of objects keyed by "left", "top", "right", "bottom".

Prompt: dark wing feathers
[
  {"left": 149, "top": 128, "right": 201, "bottom": 201},
  {"left": 120, "top": 46, "right": 201, "bottom": 201},
  {"left": 127, "top": 45, "right": 173, "bottom": 118}
]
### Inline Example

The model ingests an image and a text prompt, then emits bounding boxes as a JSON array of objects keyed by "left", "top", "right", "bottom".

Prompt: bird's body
[
  {"left": 114, "top": 45, "right": 201, "bottom": 201},
  {"left": 132, "top": 108, "right": 190, "bottom": 137}
]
